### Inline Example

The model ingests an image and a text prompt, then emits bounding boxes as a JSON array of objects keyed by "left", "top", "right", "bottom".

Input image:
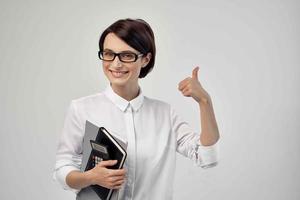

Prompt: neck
[{"left": 110, "top": 83, "right": 140, "bottom": 101}]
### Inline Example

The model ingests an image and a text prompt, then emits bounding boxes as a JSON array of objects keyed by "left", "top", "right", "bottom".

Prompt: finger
[
  {"left": 182, "top": 87, "right": 191, "bottom": 97},
  {"left": 108, "top": 168, "right": 126, "bottom": 176},
  {"left": 113, "top": 185, "right": 122, "bottom": 189},
  {"left": 112, "top": 185, "right": 122, "bottom": 189},
  {"left": 107, "top": 175, "right": 125, "bottom": 184},
  {"left": 111, "top": 175, "right": 125, "bottom": 182},
  {"left": 113, "top": 183, "right": 124, "bottom": 189},
  {"left": 178, "top": 78, "right": 191, "bottom": 90},
  {"left": 178, "top": 81, "right": 191, "bottom": 92},
  {"left": 192, "top": 66, "right": 199, "bottom": 80},
  {"left": 114, "top": 179, "right": 125, "bottom": 186},
  {"left": 178, "top": 81, "right": 189, "bottom": 91},
  {"left": 107, "top": 179, "right": 125, "bottom": 189},
  {"left": 109, "top": 176, "right": 125, "bottom": 184},
  {"left": 178, "top": 77, "right": 190, "bottom": 88},
  {"left": 98, "top": 160, "right": 117, "bottom": 167}
]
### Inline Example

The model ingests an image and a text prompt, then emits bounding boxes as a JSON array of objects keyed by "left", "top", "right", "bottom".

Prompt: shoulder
[
  {"left": 143, "top": 96, "right": 171, "bottom": 112},
  {"left": 69, "top": 92, "right": 109, "bottom": 110},
  {"left": 71, "top": 93, "right": 103, "bottom": 103}
]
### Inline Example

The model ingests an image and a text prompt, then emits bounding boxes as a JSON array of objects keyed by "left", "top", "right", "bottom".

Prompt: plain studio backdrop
[{"left": 0, "top": 0, "right": 299, "bottom": 199}]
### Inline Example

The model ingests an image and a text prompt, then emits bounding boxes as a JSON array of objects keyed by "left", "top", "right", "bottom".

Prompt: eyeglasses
[{"left": 98, "top": 50, "right": 143, "bottom": 63}]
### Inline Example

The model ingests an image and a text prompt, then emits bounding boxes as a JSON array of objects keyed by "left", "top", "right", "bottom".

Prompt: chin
[
  {"left": 108, "top": 77, "right": 129, "bottom": 87},
  {"left": 110, "top": 81, "right": 127, "bottom": 87}
]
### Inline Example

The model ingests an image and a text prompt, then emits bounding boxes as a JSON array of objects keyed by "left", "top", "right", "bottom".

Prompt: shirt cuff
[
  {"left": 191, "top": 139, "right": 219, "bottom": 168},
  {"left": 53, "top": 165, "right": 81, "bottom": 194}
]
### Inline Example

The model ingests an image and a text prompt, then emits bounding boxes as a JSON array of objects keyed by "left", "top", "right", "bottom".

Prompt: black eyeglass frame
[{"left": 98, "top": 51, "right": 144, "bottom": 63}]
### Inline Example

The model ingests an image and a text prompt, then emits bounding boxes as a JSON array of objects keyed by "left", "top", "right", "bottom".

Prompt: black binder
[{"left": 85, "top": 127, "right": 127, "bottom": 200}]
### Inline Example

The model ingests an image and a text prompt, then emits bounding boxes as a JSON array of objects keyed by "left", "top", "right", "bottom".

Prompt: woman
[{"left": 53, "top": 18, "right": 220, "bottom": 200}]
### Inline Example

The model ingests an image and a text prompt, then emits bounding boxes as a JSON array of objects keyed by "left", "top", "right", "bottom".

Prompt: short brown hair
[{"left": 99, "top": 18, "right": 156, "bottom": 78}]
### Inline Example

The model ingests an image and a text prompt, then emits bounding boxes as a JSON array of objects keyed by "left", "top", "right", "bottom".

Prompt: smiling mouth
[{"left": 109, "top": 70, "right": 129, "bottom": 78}]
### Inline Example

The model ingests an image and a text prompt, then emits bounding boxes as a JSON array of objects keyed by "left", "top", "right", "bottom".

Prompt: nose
[{"left": 110, "top": 55, "right": 122, "bottom": 68}]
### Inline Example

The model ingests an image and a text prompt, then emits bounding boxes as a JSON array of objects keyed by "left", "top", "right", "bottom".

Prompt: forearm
[
  {"left": 66, "top": 170, "right": 93, "bottom": 190},
  {"left": 198, "top": 97, "right": 220, "bottom": 146},
  {"left": 177, "top": 66, "right": 220, "bottom": 146}
]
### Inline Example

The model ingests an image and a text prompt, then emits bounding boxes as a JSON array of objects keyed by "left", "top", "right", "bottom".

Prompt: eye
[
  {"left": 103, "top": 51, "right": 114, "bottom": 58},
  {"left": 120, "top": 53, "right": 135, "bottom": 60}
]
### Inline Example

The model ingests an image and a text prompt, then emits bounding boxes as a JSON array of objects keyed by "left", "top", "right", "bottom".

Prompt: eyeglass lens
[{"left": 101, "top": 51, "right": 138, "bottom": 62}]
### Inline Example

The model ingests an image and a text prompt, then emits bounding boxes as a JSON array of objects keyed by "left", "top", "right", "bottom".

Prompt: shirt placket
[{"left": 124, "top": 104, "right": 136, "bottom": 199}]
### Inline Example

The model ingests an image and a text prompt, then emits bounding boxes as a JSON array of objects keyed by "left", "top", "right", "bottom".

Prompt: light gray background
[{"left": 0, "top": 0, "right": 299, "bottom": 199}]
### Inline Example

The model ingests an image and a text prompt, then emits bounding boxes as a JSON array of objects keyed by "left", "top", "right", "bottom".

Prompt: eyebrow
[{"left": 103, "top": 48, "right": 138, "bottom": 54}]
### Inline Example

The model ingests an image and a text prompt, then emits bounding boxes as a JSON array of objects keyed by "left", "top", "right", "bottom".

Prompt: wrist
[
  {"left": 198, "top": 95, "right": 211, "bottom": 105},
  {"left": 84, "top": 170, "right": 95, "bottom": 186},
  {"left": 194, "top": 88, "right": 211, "bottom": 103}
]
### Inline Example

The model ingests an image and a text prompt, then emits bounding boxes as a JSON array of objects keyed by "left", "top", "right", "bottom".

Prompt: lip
[
  {"left": 109, "top": 69, "right": 129, "bottom": 78},
  {"left": 109, "top": 69, "right": 129, "bottom": 73}
]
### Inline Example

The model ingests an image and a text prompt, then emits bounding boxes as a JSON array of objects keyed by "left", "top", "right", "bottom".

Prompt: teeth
[
  {"left": 110, "top": 70, "right": 127, "bottom": 78},
  {"left": 113, "top": 71, "right": 126, "bottom": 74},
  {"left": 111, "top": 70, "right": 126, "bottom": 73}
]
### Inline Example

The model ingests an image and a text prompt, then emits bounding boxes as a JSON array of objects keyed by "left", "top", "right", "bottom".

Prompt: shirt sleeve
[
  {"left": 53, "top": 100, "right": 84, "bottom": 193},
  {"left": 171, "top": 106, "right": 219, "bottom": 169}
]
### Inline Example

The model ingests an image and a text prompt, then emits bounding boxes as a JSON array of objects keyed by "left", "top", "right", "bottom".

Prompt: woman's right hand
[{"left": 87, "top": 160, "right": 127, "bottom": 189}]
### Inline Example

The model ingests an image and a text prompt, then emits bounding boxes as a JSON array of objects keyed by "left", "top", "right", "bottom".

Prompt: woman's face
[{"left": 102, "top": 33, "right": 150, "bottom": 89}]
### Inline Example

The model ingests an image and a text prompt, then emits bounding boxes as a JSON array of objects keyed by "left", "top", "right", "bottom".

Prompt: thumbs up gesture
[{"left": 178, "top": 66, "right": 210, "bottom": 103}]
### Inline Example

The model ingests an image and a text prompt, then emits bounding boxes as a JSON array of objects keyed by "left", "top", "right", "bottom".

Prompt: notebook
[{"left": 84, "top": 121, "right": 127, "bottom": 200}]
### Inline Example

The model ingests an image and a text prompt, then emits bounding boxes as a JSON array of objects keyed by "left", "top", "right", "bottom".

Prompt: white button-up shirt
[{"left": 53, "top": 85, "right": 218, "bottom": 199}]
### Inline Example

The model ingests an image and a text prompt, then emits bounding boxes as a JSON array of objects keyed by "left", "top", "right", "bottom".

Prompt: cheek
[
  {"left": 131, "top": 67, "right": 142, "bottom": 77},
  {"left": 102, "top": 61, "right": 110, "bottom": 69},
  {"left": 131, "top": 63, "right": 142, "bottom": 73},
  {"left": 102, "top": 62, "right": 110, "bottom": 77},
  {"left": 102, "top": 61, "right": 111, "bottom": 72}
]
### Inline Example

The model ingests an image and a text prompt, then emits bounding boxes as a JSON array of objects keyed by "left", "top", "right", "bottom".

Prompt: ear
[{"left": 142, "top": 52, "right": 152, "bottom": 68}]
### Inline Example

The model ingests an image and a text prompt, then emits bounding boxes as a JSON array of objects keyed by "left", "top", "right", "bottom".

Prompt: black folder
[{"left": 85, "top": 127, "right": 127, "bottom": 200}]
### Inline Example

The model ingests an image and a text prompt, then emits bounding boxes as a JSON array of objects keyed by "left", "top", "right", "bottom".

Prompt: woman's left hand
[{"left": 178, "top": 66, "right": 211, "bottom": 103}]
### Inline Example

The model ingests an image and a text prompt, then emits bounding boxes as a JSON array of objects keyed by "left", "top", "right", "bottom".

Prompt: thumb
[
  {"left": 98, "top": 160, "right": 118, "bottom": 167},
  {"left": 192, "top": 66, "right": 199, "bottom": 80}
]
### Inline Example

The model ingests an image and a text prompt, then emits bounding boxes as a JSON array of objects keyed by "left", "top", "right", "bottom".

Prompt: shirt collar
[{"left": 104, "top": 84, "right": 144, "bottom": 112}]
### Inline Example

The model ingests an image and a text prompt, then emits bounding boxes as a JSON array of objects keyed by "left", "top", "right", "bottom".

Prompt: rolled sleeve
[
  {"left": 53, "top": 101, "right": 84, "bottom": 193},
  {"left": 171, "top": 106, "right": 219, "bottom": 168},
  {"left": 190, "top": 137, "right": 219, "bottom": 168},
  {"left": 53, "top": 165, "right": 80, "bottom": 193}
]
